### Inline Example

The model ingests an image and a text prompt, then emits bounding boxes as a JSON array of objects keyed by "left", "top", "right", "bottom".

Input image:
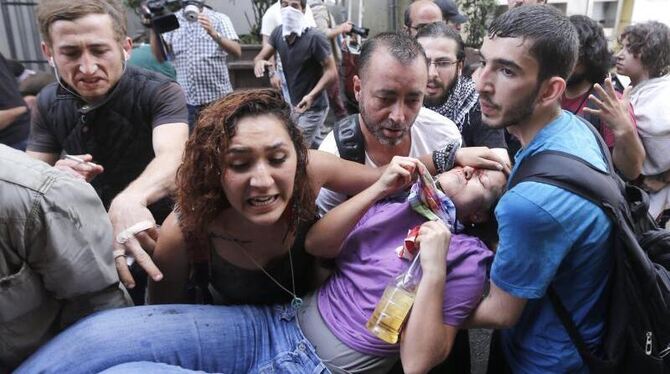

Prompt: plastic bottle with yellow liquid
[{"left": 366, "top": 253, "right": 422, "bottom": 344}]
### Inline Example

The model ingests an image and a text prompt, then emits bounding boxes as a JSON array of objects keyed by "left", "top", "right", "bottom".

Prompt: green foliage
[
  {"left": 459, "top": 0, "right": 498, "bottom": 48},
  {"left": 124, "top": 0, "right": 142, "bottom": 8},
  {"left": 239, "top": 0, "right": 273, "bottom": 44}
]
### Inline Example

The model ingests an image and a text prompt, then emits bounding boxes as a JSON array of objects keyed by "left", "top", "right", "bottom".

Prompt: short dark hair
[
  {"left": 570, "top": 15, "right": 612, "bottom": 84},
  {"left": 488, "top": 5, "right": 578, "bottom": 81},
  {"left": 620, "top": 21, "right": 670, "bottom": 78},
  {"left": 415, "top": 21, "right": 466, "bottom": 62},
  {"left": 357, "top": 32, "right": 427, "bottom": 80},
  {"left": 37, "top": 0, "right": 127, "bottom": 46}
]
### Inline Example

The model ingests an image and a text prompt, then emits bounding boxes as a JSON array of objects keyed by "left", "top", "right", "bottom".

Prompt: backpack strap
[
  {"left": 333, "top": 115, "right": 366, "bottom": 164},
  {"left": 509, "top": 116, "right": 621, "bottom": 200},
  {"left": 546, "top": 286, "right": 606, "bottom": 365}
]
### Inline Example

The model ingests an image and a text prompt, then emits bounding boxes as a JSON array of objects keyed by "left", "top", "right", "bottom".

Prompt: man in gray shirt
[{"left": 0, "top": 145, "right": 131, "bottom": 370}]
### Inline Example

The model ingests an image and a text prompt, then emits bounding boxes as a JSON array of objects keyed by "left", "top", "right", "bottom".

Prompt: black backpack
[
  {"left": 509, "top": 120, "right": 670, "bottom": 373},
  {"left": 333, "top": 114, "right": 366, "bottom": 164}
]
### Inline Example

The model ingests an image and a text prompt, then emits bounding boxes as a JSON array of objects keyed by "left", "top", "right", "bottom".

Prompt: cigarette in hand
[{"left": 64, "top": 154, "right": 100, "bottom": 168}]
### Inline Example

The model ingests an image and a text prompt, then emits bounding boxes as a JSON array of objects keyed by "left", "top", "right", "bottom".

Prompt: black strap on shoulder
[
  {"left": 509, "top": 117, "right": 621, "bottom": 204},
  {"left": 507, "top": 150, "right": 623, "bottom": 210},
  {"left": 333, "top": 115, "right": 365, "bottom": 164},
  {"left": 547, "top": 286, "right": 606, "bottom": 365}
]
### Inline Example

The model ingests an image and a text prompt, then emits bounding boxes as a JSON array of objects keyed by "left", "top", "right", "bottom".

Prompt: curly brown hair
[
  {"left": 620, "top": 21, "right": 670, "bottom": 78},
  {"left": 176, "top": 89, "right": 315, "bottom": 262}
]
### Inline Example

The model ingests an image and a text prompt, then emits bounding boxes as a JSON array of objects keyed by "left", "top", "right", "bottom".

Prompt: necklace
[{"left": 209, "top": 232, "right": 303, "bottom": 309}]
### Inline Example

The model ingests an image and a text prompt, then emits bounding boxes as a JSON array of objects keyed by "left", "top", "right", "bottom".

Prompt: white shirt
[
  {"left": 316, "top": 107, "right": 462, "bottom": 215},
  {"left": 261, "top": 1, "right": 316, "bottom": 37},
  {"left": 629, "top": 74, "right": 670, "bottom": 217}
]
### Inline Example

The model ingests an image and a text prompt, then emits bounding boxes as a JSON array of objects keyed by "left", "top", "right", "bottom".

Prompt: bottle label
[{"left": 366, "top": 285, "right": 416, "bottom": 344}]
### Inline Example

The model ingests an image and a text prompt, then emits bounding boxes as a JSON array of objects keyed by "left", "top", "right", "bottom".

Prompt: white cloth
[
  {"left": 280, "top": 6, "right": 308, "bottom": 37},
  {"left": 316, "top": 107, "right": 462, "bottom": 215},
  {"left": 630, "top": 74, "right": 670, "bottom": 175},
  {"left": 629, "top": 74, "right": 670, "bottom": 217},
  {"left": 261, "top": 1, "right": 316, "bottom": 37}
]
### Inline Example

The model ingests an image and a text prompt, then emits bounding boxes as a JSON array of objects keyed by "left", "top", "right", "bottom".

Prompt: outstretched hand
[
  {"left": 108, "top": 194, "right": 163, "bottom": 289},
  {"left": 583, "top": 77, "right": 635, "bottom": 137}
]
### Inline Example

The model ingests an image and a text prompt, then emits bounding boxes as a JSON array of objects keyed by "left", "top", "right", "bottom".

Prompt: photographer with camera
[
  {"left": 151, "top": 0, "right": 240, "bottom": 130},
  {"left": 28, "top": 0, "right": 189, "bottom": 300}
]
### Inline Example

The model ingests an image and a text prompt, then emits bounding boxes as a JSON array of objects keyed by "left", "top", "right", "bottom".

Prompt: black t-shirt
[
  {"left": 0, "top": 54, "right": 29, "bottom": 147},
  {"left": 27, "top": 66, "right": 187, "bottom": 214},
  {"left": 270, "top": 26, "right": 331, "bottom": 111},
  {"left": 462, "top": 104, "right": 507, "bottom": 149}
]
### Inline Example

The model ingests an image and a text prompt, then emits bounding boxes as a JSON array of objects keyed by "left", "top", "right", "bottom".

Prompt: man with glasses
[
  {"left": 403, "top": 0, "right": 443, "bottom": 37},
  {"left": 417, "top": 22, "right": 507, "bottom": 149}
]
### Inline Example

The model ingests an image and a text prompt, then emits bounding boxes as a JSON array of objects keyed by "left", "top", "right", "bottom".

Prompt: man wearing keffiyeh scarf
[
  {"left": 416, "top": 22, "right": 508, "bottom": 151},
  {"left": 425, "top": 74, "right": 478, "bottom": 133}
]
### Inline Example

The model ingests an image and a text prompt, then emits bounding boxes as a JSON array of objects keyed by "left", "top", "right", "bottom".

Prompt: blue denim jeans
[{"left": 16, "top": 304, "right": 329, "bottom": 374}]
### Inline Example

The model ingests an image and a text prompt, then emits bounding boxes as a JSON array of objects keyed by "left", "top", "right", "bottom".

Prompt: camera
[
  {"left": 182, "top": 0, "right": 204, "bottom": 22},
  {"left": 138, "top": 0, "right": 181, "bottom": 34},
  {"left": 348, "top": 25, "right": 370, "bottom": 38}
]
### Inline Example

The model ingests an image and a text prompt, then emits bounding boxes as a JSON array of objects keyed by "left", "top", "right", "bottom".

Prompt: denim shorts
[{"left": 16, "top": 304, "right": 329, "bottom": 374}]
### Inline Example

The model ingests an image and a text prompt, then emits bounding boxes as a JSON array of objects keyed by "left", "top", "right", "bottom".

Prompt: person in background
[
  {"left": 615, "top": 21, "right": 670, "bottom": 222},
  {"left": 434, "top": 0, "right": 468, "bottom": 31},
  {"left": 308, "top": 0, "right": 351, "bottom": 121},
  {"left": 562, "top": 15, "right": 644, "bottom": 181},
  {"left": 154, "top": 0, "right": 241, "bottom": 130},
  {"left": 0, "top": 53, "right": 30, "bottom": 150},
  {"left": 260, "top": 0, "right": 316, "bottom": 103},
  {"left": 128, "top": 31, "right": 176, "bottom": 80},
  {"left": 403, "top": 0, "right": 443, "bottom": 37},
  {"left": 254, "top": 0, "right": 337, "bottom": 148},
  {"left": 417, "top": 22, "right": 507, "bottom": 150}
]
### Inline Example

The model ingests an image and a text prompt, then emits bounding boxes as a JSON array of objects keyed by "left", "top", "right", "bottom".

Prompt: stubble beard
[
  {"left": 480, "top": 83, "right": 541, "bottom": 129},
  {"left": 424, "top": 74, "right": 458, "bottom": 107},
  {"left": 360, "top": 103, "right": 409, "bottom": 146}
]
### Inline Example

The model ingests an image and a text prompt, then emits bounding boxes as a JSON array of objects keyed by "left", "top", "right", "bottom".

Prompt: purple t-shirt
[{"left": 317, "top": 198, "right": 493, "bottom": 357}]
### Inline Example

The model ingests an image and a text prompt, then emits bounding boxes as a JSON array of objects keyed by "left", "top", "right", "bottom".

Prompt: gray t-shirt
[{"left": 269, "top": 26, "right": 331, "bottom": 111}]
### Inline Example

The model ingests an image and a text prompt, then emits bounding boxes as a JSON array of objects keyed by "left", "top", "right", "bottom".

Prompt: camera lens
[
  {"left": 184, "top": 4, "right": 199, "bottom": 22},
  {"left": 349, "top": 25, "right": 370, "bottom": 38}
]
